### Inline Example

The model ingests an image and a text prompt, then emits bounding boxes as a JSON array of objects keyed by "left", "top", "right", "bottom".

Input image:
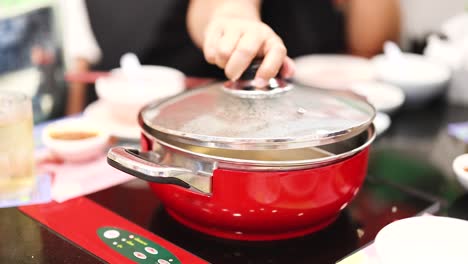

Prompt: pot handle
[{"left": 107, "top": 147, "right": 211, "bottom": 194}]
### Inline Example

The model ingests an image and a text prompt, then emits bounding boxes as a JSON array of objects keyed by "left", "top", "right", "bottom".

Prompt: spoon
[
  {"left": 120, "top": 52, "right": 143, "bottom": 83},
  {"left": 383, "top": 41, "right": 405, "bottom": 64}
]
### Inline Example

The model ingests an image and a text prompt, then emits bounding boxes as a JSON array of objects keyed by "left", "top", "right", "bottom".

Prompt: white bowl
[
  {"left": 375, "top": 216, "right": 468, "bottom": 264},
  {"left": 350, "top": 81, "right": 405, "bottom": 114},
  {"left": 373, "top": 112, "right": 391, "bottom": 137},
  {"left": 293, "top": 54, "right": 375, "bottom": 90},
  {"left": 42, "top": 119, "right": 110, "bottom": 163},
  {"left": 95, "top": 65, "right": 185, "bottom": 124},
  {"left": 452, "top": 153, "right": 468, "bottom": 190},
  {"left": 371, "top": 53, "right": 451, "bottom": 106}
]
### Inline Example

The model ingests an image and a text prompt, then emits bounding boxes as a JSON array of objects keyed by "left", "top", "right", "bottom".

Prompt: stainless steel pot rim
[
  {"left": 139, "top": 111, "right": 375, "bottom": 151},
  {"left": 143, "top": 125, "right": 376, "bottom": 170}
]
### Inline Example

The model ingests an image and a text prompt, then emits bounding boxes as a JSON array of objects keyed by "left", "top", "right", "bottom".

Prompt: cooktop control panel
[{"left": 98, "top": 227, "right": 181, "bottom": 264}]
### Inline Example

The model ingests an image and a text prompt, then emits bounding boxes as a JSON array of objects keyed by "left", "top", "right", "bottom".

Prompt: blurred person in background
[
  {"left": 0, "top": 8, "right": 51, "bottom": 74},
  {"left": 63, "top": 0, "right": 400, "bottom": 114},
  {"left": 0, "top": 4, "right": 65, "bottom": 122}
]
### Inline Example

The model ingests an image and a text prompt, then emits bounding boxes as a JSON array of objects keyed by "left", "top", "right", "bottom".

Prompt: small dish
[
  {"left": 350, "top": 81, "right": 405, "bottom": 114},
  {"left": 452, "top": 153, "right": 468, "bottom": 190},
  {"left": 375, "top": 216, "right": 468, "bottom": 264},
  {"left": 42, "top": 118, "right": 110, "bottom": 163},
  {"left": 371, "top": 53, "right": 451, "bottom": 106}
]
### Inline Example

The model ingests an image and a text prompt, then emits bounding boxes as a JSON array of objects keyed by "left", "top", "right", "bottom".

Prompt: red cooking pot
[{"left": 107, "top": 63, "right": 376, "bottom": 241}]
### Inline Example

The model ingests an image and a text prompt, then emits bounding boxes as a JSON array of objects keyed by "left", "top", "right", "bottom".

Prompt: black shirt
[{"left": 85, "top": 0, "right": 345, "bottom": 101}]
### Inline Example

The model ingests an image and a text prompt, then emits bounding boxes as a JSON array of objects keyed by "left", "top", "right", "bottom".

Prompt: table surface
[{"left": 2, "top": 95, "right": 468, "bottom": 264}]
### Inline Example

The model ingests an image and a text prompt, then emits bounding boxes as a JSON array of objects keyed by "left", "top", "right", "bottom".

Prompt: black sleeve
[{"left": 261, "top": 0, "right": 346, "bottom": 57}]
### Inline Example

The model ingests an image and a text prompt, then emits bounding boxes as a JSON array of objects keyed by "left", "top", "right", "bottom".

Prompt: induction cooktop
[{"left": 85, "top": 175, "right": 438, "bottom": 264}]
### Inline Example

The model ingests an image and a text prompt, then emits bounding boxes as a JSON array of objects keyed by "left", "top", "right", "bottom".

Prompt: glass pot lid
[
  {"left": 139, "top": 76, "right": 375, "bottom": 150},
  {"left": 140, "top": 59, "right": 375, "bottom": 151}
]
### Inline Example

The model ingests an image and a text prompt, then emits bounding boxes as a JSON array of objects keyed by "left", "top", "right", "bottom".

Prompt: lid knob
[
  {"left": 239, "top": 58, "right": 263, "bottom": 81},
  {"left": 223, "top": 59, "right": 292, "bottom": 98}
]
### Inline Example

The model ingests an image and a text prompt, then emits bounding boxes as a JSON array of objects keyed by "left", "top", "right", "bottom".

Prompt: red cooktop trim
[{"left": 19, "top": 197, "right": 208, "bottom": 264}]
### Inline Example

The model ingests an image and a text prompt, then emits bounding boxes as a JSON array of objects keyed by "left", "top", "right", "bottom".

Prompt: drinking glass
[{"left": 0, "top": 91, "right": 35, "bottom": 198}]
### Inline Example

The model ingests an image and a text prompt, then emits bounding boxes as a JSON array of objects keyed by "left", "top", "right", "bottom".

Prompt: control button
[
  {"left": 158, "top": 259, "right": 170, "bottom": 264},
  {"left": 103, "top": 230, "right": 120, "bottom": 239},
  {"left": 145, "top": 246, "right": 158, "bottom": 255},
  {"left": 134, "top": 252, "right": 147, "bottom": 260}
]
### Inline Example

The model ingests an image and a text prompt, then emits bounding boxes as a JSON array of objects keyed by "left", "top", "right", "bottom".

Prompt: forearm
[
  {"left": 65, "top": 58, "right": 89, "bottom": 115},
  {"left": 345, "top": 0, "right": 401, "bottom": 57},
  {"left": 187, "top": 0, "right": 261, "bottom": 48}
]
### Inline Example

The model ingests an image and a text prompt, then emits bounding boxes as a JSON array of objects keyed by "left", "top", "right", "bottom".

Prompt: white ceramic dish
[
  {"left": 371, "top": 53, "right": 451, "bottom": 106},
  {"left": 350, "top": 81, "right": 405, "bottom": 114},
  {"left": 42, "top": 118, "right": 110, "bottom": 163},
  {"left": 96, "top": 65, "right": 185, "bottom": 124},
  {"left": 293, "top": 54, "right": 375, "bottom": 90},
  {"left": 452, "top": 153, "right": 468, "bottom": 190},
  {"left": 83, "top": 100, "right": 140, "bottom": 140},
  {"left": 375, "top": 216, "right": 468, "bottom": 264}
]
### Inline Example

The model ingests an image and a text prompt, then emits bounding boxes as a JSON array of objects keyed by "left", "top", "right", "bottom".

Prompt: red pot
[
  {"left": 107, "top": 65, "right": 376, "bottom": 241},
  {"left": 144, "top": 134, "right": 371, "bottom": 241}
]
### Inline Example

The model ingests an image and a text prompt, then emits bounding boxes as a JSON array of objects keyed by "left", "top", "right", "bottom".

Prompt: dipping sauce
[
  {"left": 464, "top": 167, "right": 468, "bottom": 173},
  {"left": 49, "top": 131, "right": 98, "bottom": 140}
]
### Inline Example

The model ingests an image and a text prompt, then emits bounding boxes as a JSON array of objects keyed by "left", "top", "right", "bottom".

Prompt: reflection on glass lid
[{"left": 141, "top": 82, "right": 375, "bottom": 150}]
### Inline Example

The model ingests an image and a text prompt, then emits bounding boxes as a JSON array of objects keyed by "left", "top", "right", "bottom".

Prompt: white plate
[
  {"left": 293, "top": 54, "right": 375, "bottom": 90},
  {"left": 375, "top": 216, "right": 468, "bottom": 264},
  {"left": 350, "top": 81, "right": 405, "bottom": 114},
  {"left": 373, "top": 112, "right": 391, "bottom": 137},
  {"left": 83, "top": 100, "right": 140, "bottom": 140}
]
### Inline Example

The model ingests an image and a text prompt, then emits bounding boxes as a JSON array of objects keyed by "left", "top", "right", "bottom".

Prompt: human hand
[{"left": 203, "top": 17, "right": 295, "bottom": 85}]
